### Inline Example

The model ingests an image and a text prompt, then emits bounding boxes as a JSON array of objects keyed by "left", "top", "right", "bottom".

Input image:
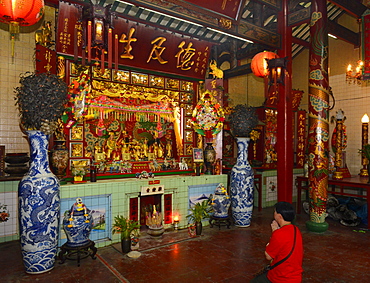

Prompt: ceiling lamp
[
  {"left": 346, "top": 60, "right": 364, "bottom": 85},
  {"left": 251, "top": 51, "right": 279, "bottom": 78},
  {"left": 0, "top": 0, "right": 45, "bottom": 57}
]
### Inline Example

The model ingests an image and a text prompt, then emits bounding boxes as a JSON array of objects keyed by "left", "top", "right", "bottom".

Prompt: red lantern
[
  {"left": 251, "top": 51, "right": 279, "bottom": 78},
  {"left": 0, "top": 0, "right": 45, "bottom": 57},
  {"left": 0, "top": 0, "right": 44, "bottom": 26}
]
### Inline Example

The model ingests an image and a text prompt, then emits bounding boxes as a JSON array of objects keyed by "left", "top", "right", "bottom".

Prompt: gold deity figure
[
  {"left": 142, "top": 138, "right": 149, "bottom": 158},
  {"left": 104, "top": 132, "right": 116, "bottom": 160},
  {"left": 94, "top": 143, "right": 106, "bottom": 162},
  {"left": 166, "top": 140, "right": 172, "bottom": 158}
]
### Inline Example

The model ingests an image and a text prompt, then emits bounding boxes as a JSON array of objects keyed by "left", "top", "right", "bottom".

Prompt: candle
[
  {"left": 108, "top": 28, "right": 112, "bottom": 69},
  {"left": 101, "top": 48, "right": 105, "bottom": 73},
  {"left": 115, "top": 34, "right": 118, "bottom": 71},
  {"left": 87, "top": 21, "right": 92, "bottom": 63}
]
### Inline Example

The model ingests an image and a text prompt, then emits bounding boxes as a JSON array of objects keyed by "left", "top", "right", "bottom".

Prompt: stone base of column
[{"left": 306, "top": 220, "right": 329, "bottom": 233}]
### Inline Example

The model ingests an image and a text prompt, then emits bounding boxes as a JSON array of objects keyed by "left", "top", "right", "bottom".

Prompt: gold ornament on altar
[{"left": 250, "top": 129, "right": 261, "bottom": 161}]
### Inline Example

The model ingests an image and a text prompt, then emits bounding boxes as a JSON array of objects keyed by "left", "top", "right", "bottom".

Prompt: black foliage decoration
[
  {"left": 14, "top": 72, "right": 68, "bottom": 133},
  {"left": 229, "top": 104, "right": 258, "bottom": 137}
]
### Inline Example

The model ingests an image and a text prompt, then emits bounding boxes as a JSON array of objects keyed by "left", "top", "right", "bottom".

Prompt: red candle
[
  {"left": 101, "top": 48, "right": 105, "bottom": 73},
  {"left": 108, "top": 28, "right": 112, "bottom": 69},
  {"left": 87, "top": 21, "right": 92, "bottom": 63},
  {"left": 115, "top": 34, "right": 118, "bottom": 71}
]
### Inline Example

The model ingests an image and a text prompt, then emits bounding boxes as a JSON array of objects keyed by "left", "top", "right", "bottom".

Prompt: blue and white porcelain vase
[
  {"left": 18, "top": 130, "right": 60, "bottom": 274},
  {"left": 62, "top": 198, "right": 93, "bottom": 247},
  {"left": 211, "top": 183, "right": 231, "bottom": 218},
  {"left": 230, "top": 137, "right": 254, "bottom": 227}
]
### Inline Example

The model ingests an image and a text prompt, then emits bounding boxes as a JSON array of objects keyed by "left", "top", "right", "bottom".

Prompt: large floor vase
[
  {"left": 18, "top": 131, "right": 60, "bottom": 274},
  {"left": 230, "top": 137, "right": 254, "bottom": 227}
]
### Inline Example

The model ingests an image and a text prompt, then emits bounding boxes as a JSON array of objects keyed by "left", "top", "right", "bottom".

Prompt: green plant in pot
[
  {"left": 186, "top": 199, "right": 212, "bottom": 236},
  {"left": 112, "top": 215, "right": 140, "bottom": 253}
]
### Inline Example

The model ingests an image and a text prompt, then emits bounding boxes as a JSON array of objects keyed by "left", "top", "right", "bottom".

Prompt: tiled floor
[{"left": 1, "top": 205, "right": 369, "bottom": 282}]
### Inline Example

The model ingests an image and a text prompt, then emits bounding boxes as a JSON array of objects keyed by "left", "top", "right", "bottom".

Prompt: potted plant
[
  {"left": 227, "top": 104, "right": 259, "bottom": 227},
  {"left": 112, "top": 215, "right": 140, "bottom": 253},
  {"left": 186, "top": 199, "right": 212, "bottom": 236}
]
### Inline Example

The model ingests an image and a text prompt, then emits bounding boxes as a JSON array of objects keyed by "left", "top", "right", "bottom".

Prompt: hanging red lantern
[
  {"left": 251, "top": 51, "right": 279, "bottom": 78},
  {"left": 0, "top": 0, "right": 45, "bottom": 57}
]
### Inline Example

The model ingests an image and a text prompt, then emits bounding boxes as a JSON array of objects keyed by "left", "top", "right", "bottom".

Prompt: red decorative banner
[
  {"left": 56, "top": 1, "right": 212, "bottom": 80},
  {"left": 296, "top": 110, "right": 306, "bottom": 168},
  {"left": 35, "top": 44, "right": 57, "bottom": 74}
]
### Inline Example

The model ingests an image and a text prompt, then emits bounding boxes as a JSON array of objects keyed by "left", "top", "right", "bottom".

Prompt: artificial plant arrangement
[
  {"left": 14, "top": 72, "right": 68, "bottom": 135},
  {"left": 228, "top": 104, "right": 259, "bottom": 137},
  {"left": 112, "top": 215, "right": 140, "bottom": 240},
  {"left": 71, "top": 166, "right": 86, "bottom": 177}
]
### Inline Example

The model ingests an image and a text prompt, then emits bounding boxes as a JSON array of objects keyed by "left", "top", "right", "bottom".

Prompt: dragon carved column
[{"left": 306, "top": 0, "right": 329, "bottom": 232}]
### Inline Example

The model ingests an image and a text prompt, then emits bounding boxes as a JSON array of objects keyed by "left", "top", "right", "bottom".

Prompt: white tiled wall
[
  {"left": 0, "top": 7, "right": 55, "bottom": 155},
  {"left": 265, "top": 173, "right": 301, "bottom": 203},
  {"left": 0, "top": 192, "right": 17, "bottom": 237}
]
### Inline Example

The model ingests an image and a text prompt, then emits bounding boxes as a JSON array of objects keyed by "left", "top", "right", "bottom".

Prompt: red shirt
[{"left": 265, "top": 224, "right": 303, "bottom": 283}]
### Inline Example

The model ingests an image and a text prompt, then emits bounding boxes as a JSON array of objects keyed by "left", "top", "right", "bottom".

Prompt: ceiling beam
[
  {"left": 224, "top": 63, "right": 252, "bottom": 79},
  {"left": 327, "top": 20, "right": 360, "bottom": 47},
  {"left": 329, "top": 0, "right": 367, "bottom": 18}
]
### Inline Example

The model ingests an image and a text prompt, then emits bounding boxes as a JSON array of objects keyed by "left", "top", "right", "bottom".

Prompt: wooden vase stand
[
  {"left": 209, "top": 215, "right": 232, "bottom": 230},
  {"left": 58, "top": 240, "right": 97, "bottom": 267}
]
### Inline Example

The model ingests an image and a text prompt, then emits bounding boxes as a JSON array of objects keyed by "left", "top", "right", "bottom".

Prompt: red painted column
[
  {"left": 276, "top": 0, "right": 293, "bottom": 202},
  {"left": 306, "top": 0, "right": 329, "bottom": 232}
]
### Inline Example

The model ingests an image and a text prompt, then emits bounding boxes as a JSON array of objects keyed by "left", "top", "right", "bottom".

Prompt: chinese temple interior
[{"left": 1, "top": 0, "right": 370, "bottom": 282}]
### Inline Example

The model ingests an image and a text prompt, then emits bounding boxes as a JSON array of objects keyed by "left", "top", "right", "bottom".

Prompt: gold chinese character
[
  {"left": 119, "top": 28, "right": 137, "bottom": 60},
  {"left": 44, "top": 50, "right": 52, "bottom": 62},
  {"left": 147, "top": 37, "right": 168, "bottom": 64},
  {"left": 175, "top": 41, "right": 195, "bottom": 70}
]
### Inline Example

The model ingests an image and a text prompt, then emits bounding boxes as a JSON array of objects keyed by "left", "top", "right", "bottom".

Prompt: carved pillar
[{"left": 306, "top": 0, "right": 329, "bottom": 232}]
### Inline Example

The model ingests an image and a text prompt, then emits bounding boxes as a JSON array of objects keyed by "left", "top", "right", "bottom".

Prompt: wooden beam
[
  {"left": 292, "top": 36, "right": 310, "bottom": 48},
  {"left": 224, "top": 64, "right": 252, "bottom": 79},
  {"left": 327, "top": 20, "right": 360, "bottom": 47},
  {"left": 329, "top": 0, "right": 367, "bottom": 18}
]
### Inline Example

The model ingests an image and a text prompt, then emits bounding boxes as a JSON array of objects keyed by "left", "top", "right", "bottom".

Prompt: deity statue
[
  {"left": 94, "top": 142, "right": 106, "bottom": 162},
  {"left": 104, "top": 132, "right": 116, "bottom": 160},
  {"left": 157, "top": 142, "right": 164, "bottom": 159},
  {"left": 166, "top": 140, "right": 172, "bottom": 158},
  {"left": 142, "top": 138, "right": 149, "bottom": 158}
]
